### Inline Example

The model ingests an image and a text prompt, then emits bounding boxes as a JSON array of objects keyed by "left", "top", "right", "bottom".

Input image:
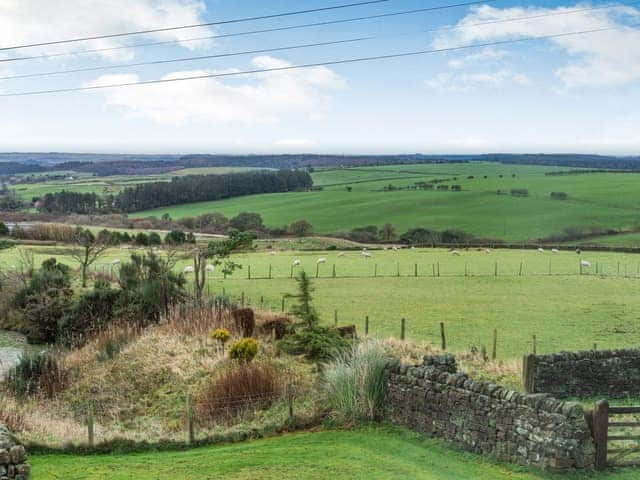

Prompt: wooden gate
[{"left": 593, "top": 400, "right": 640, "bottom": 469}]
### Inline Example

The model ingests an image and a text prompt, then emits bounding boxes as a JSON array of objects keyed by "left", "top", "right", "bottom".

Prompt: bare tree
[{"left": 71, "top": 228, "right": 111, "bottom": 288}]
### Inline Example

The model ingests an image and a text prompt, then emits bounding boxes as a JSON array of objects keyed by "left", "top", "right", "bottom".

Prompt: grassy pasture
[
  {"left": 129, "top": 163, "right": 640, "bottom": 242},
  {"left": 30, "top": 426, "right": 638, "bottom": 479},
  {"left": 2, "top": 245, "right": 640, "bottom": 359}
]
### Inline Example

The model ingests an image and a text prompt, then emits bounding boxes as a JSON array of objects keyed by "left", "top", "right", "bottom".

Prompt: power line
[
  {"left": 1, "top": 1, "right": 636, "bottom": 82},
  {"left": 1, "top": 24, "right": 634, "bottom": 98},
  {"left": 0, "top": 0, "right": 496, "bottom": 63},
  {"left": 0, "top": 0, "right": 394, "bottom": 52}
]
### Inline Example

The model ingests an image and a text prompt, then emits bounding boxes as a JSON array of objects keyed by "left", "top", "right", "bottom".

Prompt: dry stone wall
[
  {"left": 525, "top": 349, "right": 640, "bottom": 399},
  {"left": 0, "top": 424, "right": 29, "bottom": 479},
  {"left": 386, "top": 355, "right": 595, "bottom": 471}
]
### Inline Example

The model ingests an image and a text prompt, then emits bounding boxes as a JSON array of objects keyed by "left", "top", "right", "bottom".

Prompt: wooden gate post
[{"left": 593, "top": 400, "right": 609, "bottom": 470}]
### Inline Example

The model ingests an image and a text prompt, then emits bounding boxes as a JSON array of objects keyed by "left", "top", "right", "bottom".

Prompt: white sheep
[
  {"left": 317, "top": 258, "right": 327, "bottom": 264},
  {"left": 411, "top": 246, "right": 415, "bottom": 250},
  {"left": 270, "top": 250, "right": 277, "bottom": 256},
  {"left": 551, "top": 248, "right": 559, "bottom": 253},
  {"left": 183, "top": 266, "right": 194, "bottom": 274},
  {"left": 362, "top": 252, "right": 372, "bottom": 258},
  {"left": 537, "top": 248, "right": 545, "bottom": 253},
  {"left": 485, "top": 249, "right": 491, "bottom": 254},
  {"left": 392, "top": 246, "right": 398, "bottom": 251},
  {"left": 293, "top": 259, "right": 301, "bottom": 267},
  {"left": 111, "top": 259, "right": 121, "bottom": 265},
  {"left": 206, "top": 264, "right": 215, "bottom": 272},
  {"left": 451, "top": 250, "right": 461, "bottom": 256},
  {"left": 338, "top": 252, "right": 345, "bottom": 257},
  {"left": 581, "top": 260, "right": 591, "bottom": 267}
]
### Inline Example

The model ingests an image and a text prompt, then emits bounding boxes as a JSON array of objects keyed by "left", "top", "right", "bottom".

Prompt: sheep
[
  {"left": 338, "top": 252, "right": 345, "bottom": 257},
  {"left": 551, "top": 248, "right": 559, "bottom": 254},
  {"left": 206, "top": 264, "right": 215, "bottom": 272},
  {"left": 451, "top": 250, "right": 461, "bottom": 256},
  {"left": 317, "top": 258, "right": 327, "bottom": 264},
  {"left": 485, "top": 249, "right": 491, "bottom": 254},
  {"left": 537, "top": 248, "right": 545, "bottom": 253},
  {"left": 293, "top": 259, "right": 301, "bottom": 267},
  {"left": 576, "top": 248, "right": 582, "bottom": 255},
  {"left": 411, "top": 246, "right": 415, "bottom": 250},
  {"left": 392, "top": 246, "right": 398, "bottom": 251},
  {"left": 581, "top": 260, "right": 591, "bottom": 267},
  {"left": 270, "top": 251, "right": 277, "bottom": 256},
  {"left": 362, "top": 252, "right": 372, "bottom": 258},
  {"left": 183, "top": 266, "right": 194, "bottom": 274},
  {"left": 111, "top": 259, "right": 121, "bottom": 265}
]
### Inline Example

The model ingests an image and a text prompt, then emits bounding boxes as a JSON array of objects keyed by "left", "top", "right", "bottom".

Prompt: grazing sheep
[
  {"left": 485, "top": 249, "right": 491, "bottom": 254},
  {"left": 581, "top": 260, "right": 591, "bottom": 267},
  {"left": 111, "top": 259, "right": 121, "bottom": 265},
  {"left": 317, "top": 258, "right": 327, "bottom": 264},
  {"left": 411, "top": 246, "right": 415, "bottom": 250},
  {"left": 206, "top": 264, "right": 215, "bottom": 272},
  {"left": 451, "top": 250, "right": 461, "bottom": 256},
  {"left": 270, "top": 251, "right": 277, "bottom": 256},
  {"left": 183, "top": 266, "right": 194, "bottom": 274},
  {"left": 537, "top": 248, "right": 545, "bottom": 253},
  {"left": 338, "top": 252, "right": 345, "bottom": 257},
  {"left": 392, "top": 246, "right": 398, "bottom": 251},
  {"left": 551, "top": 248, "right": 559, "bottom": 253},
  {"left": 293, "top": 259, "right": 301, "bottom": 267},
  {"left": 576, "top": 248, "right": 582, "bottom": 255},
  {"left": 362, "top": 252, "right": 372, "bottom": 258}
]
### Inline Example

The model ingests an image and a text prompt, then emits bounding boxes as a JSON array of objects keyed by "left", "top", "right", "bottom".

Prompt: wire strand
[
  {"left": 0, "top": 0, "right": 394, "bottom": 52},
  {"left": 1, "top": 1, "right": 637, "bottom": 81},
  {"left": 0, "top": 0, "right": 496, "bottom": 63},
  {"left": 1, "top": 24, "right": 634, "bottom": 98}
]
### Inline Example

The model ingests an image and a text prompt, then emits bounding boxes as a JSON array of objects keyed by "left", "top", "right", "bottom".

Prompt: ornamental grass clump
[{"left": 323, "top": 340, "right": 390, "bottom": 422}]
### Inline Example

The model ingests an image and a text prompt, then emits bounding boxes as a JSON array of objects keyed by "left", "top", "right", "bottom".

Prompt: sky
[{"left": 0, "top": 0, "right": 639, "bottom": 155}]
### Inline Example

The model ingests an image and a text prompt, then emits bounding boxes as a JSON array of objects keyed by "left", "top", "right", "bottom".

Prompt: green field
[
  {"left": 3, "top": 245, "right": 640, "bottom": 359},
  {"left": 126, "top": 163, "right": 640, "bottom": 243},
  {"left": 29, "top": 427, "right": 637, "bottom": 479}
]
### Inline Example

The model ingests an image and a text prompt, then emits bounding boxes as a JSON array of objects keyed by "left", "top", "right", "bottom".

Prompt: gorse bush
[
  {"left": 4, "top": 350, "right": 68, "bottom": 399},
  {"left": 196, "top": 361, "right": 283, "bottom": 422},
  {"left": 229, "top": 338, "right": 259, "bottom": 363},
  {"left": 210, "top": 328, "right": 231, "bottom": 345},
  {"left": 323, "top": 341, "right": 391, "bottom": 422}
]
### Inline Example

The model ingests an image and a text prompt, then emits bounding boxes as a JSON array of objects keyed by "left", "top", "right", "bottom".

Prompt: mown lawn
[{"left": 30, "top": 427, "right": 638, "bottom": 480}]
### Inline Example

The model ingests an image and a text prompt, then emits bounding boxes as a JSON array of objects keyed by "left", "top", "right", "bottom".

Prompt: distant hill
[{"left": 0, "top": 152, "right": 639, "bottom": 176}]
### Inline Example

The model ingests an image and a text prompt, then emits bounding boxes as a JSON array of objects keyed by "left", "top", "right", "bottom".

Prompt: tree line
[{"left": 38, "top": 169, "right": 312, "bottom": 214}]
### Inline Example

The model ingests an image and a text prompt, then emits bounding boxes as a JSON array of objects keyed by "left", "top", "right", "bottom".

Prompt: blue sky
[{"left": 0, "top": 0, "right": 639, "bottom": 154}]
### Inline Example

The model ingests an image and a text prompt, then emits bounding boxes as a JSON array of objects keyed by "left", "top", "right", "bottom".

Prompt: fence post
[
  {"left": 332, "top": 264, "right": 336, "bottom": 278},
  {"left": 396, "top": 261, "right": 400, "bottom": 277},
  {"left": 522, "top": 353, "right": 536, "bottom": 393},
  {"left": 465, "top": 262, "right": 468, "bottom": 277},
  {"left": 400, "top": 318, "right": 406, "bottom": 341},
  {"left": 374, "top": 264, "right": 378, "bottom": 277},
  {"left": 269, "top": 265, "right": 272, "bottom": 279},
  {"left": 241, "top": 292, "right": 245, "bottom": 306},
  {"left": 440, "top": 322, "right": 446, "bottom": 350},
  {"left": 519, "top": 261, "right": 523, "bottom": 276},
  {"left": 414, "top": 263, "right": 418, "bottom": 277},
  {"left": 186, "top": 393, "right": 195, "bottom": 445},
  {"left": 248, "top": 265, "right": 251, "bottom": 280},
  {"left": 494, "top": 261, "right": 498, "bottom": 277},
  {"left": 532, "top": 335, "right": 537, "bottom": 355},
  {"left": 491, "top": 328, "right": 497, "bottom": 360},
  {"left": 281, "top": 296, "right": 285, "bottom": 312},
  {"left": 437, "top": 262, "right": 440, "bottom": 277},
  {"left": 334, "top": 309, "right": 338, "bottom": 326},
  {"left": 316, "top": 263, "right": 319, "bottom": 278},
  {"left": 87, "top": 402, "right": 94, "bottom": 447},
  {"left": 365, "top": 316, "right": 369, "bottom": 336},
  {"left": 617, "top": 262, "right": 620, "bottom": 276},
  {"left": 593, "top": 342, "right": 597, "bottom": 351},
  {"left": 593, "top": 400, "right": 609, "bottom": 470},
  {"left": 260, "top": 295, "right": 264, "bottom": 309},
  {"left": 432, "top": 263, "right": 436, "bottom": 277},
  {"left": 286, "top": 382, "right": 295, "bottom": 423}
]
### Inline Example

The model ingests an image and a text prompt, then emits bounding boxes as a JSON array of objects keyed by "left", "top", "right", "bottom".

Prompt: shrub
[
  {"left": 196, "top": 361, "right": 282, "bottom": 422},
  {"left": 550, "top": 191, "right": 568, "bottom": 200},
  {"left": 510, "top": 188, "right": 529, "bottom": 197},
  {"left": 0, "top": 222, "right": 8, "bottom": 236},
  {"left": 96, "top": 332, "right": 132, "bottom": 362},
  {"left": 323, "top": 341, "right": 391, "bottom": 421},
  {"left": 210, "top": 328, "right": 231, "bottom": 345},
  {"left": 289, "top": 219, "right": 313, "bottom": 237},
  {"left": 451, "top": 185, "right": 462, "bottom": 191},
  {"left": 229, "top": 338, "right": 259, "bottom": 363},
  {"left": 437, "top": 185, "right": 449, "bottom": 191},
  {"left": 257, "top": 316, "right": 291, "bottom": 340},
  {"left": 232, "top": 307, "right": 256, "bottom": 337},
  {"left": 277, "top": 327, "right": 350, "bottom": 362},
  {"left": 4, "top": 350, "right": 68, "bottom": 399}
]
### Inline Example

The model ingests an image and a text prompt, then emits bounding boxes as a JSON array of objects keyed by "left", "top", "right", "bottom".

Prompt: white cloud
[
  {"left": 447, "top": 47, "right": 509, "bottom": 69},
  {"left": 425, "top": 70, "right": 531, "bottom": 93},
  {"left": 83, "top": 56, "right": 345, "bottom": 125},
  {"left": 0, "top": 0, "right": 213, "bottom": 61},
  {"left": 433, "top": 4, "right": 640, "bottom": 88}
]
